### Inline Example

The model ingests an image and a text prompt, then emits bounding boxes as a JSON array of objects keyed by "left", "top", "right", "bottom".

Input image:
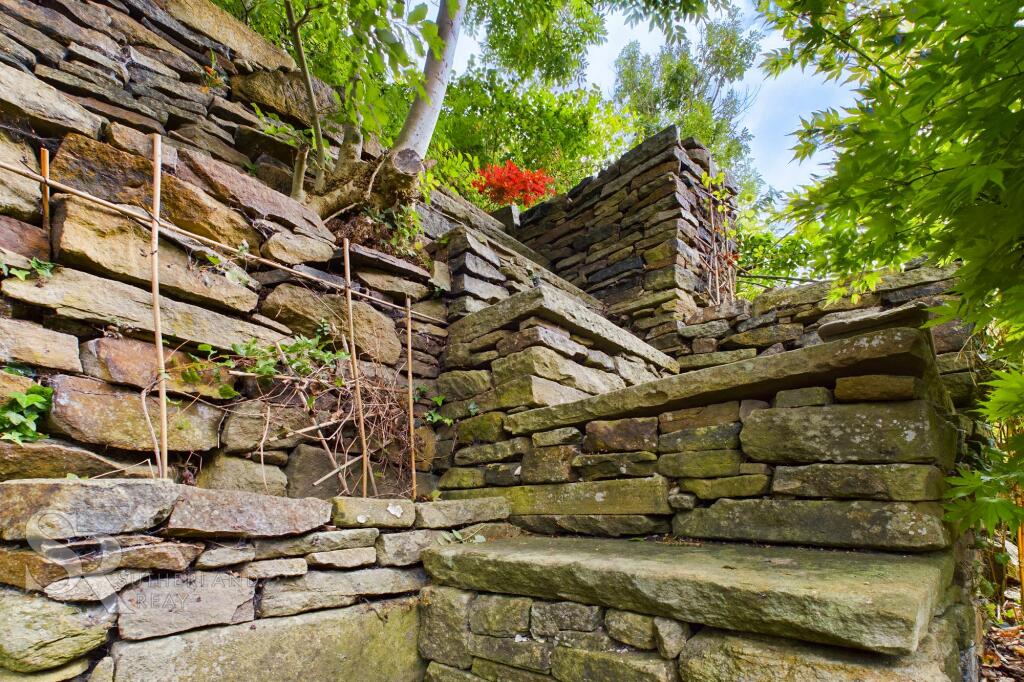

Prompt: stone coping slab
[
  {"left": 505, "top": 327, "right": 933, "bottom": 434},
  {"left": 448, "top": 285, "right": 678, "bottom": 372},
  {"left": 423, "top": 536, "right": 953, "bottom": 656}
]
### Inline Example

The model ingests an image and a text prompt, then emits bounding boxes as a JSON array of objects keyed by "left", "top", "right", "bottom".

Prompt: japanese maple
[{"left": 472, "top": 160, "right": 556, "bottom": 207}]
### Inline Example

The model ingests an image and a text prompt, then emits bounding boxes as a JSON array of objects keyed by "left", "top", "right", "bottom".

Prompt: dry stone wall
[
  {"left": 516, "top": 127, "right": 738, "bottom": 355},
  {"left": 0, "top": 478, "right": 515, "bottom": 681},
  {"left": 0, "top": 0, "right": 456, "bottom": 502}
]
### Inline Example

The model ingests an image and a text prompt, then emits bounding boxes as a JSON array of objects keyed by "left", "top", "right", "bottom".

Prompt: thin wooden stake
[
  {"left": 39, "top": 148, "right": 50, "bottom": 232},
  {"left": 343, "top": 238, "right": 371, "bottom": 497},
  {"left": 149, "top": 134, "right": 170, "bottom": 478},
  {"left": 405, "top": 296, "right": 416, "bottom": 501}
]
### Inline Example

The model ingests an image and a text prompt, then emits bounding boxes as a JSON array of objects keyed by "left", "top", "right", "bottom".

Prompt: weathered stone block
[
  {"left": 419, "top": 585, "right": 474, "bottom": 668},
  {"left": 306, "top": 547, "right": 377, "bottom": 569},
  {"left": 118, "top": 572, "right": 255, "bottom": 640},
  {"left": 424, "top": 662, "right": 478, "bottom": 681},
  {"left": 522, "top": 444, "right": 579, "bottom": 483},
  {"left": 572, "top": 451, "right": 657, "bottom": 480},
  {"left": 496, "top": 325, "right": 589, "bottom": 361},
  {"left": 470, "top": 634, "right": 552, "bottom": 673},
  {"left": 332, "top": 497, "right": 415, "bottom": 528},
  {"left": 53, "top": 196, "right": 258, "bottom": 313},
  {"left": 195, "top": 544, "right": 255, "bottom": 570},
  {"left": 423, "top": 537, "right": 952, "bottom": 655},
  {"left": 2, "top": 267, "right": 284, "bottom": 350},
  {"left": 551, "top": 647, "right": 678, "bottom": 682},
  {"left": 164, "top": 487, "right": 331, "bottom": 538},
  {"left": 457, "top": 412, "right": 506, "bottom": 444},
  {"left": 657, "top": 450, "right": 742, "bottom": 478},
  {"left": 0, "top": 586, "right": 113, "bottom": 673},
  {"left": 471, "top": 658, "right": 552, "bottom": 682},
  {"left": 493, "top": 347, "right": 625, "bottom": 395},
  {"left": 0, "top": 479, "right": 179, "bottom": 541},
  {"left": 0, "top": 64, "right": 103, "bottom": 138},
  {"left": 259, "top": 569, "right": 426, "bottom": 618},
  {"left": 658, "top": 422, "right": 741, "bottom": 453},
  {"left": 442, "top": 477, "right": 672, "bottom": 516},
  {"left": 376, "top": 529, "right": 447, "bottom": 566},
  {"left": 531, "top": 601, "right": 602, "bottom": 637},
  {"left": 80, "top": 337, "right": 234, "bottom": 399},
  {"left": 253, "top": 529, "right": 378, "bottom": 560},
  {"left": 415, "top": 498, "right": 510, "bottom": 529},
  {"left": 111, "top": 598, "right": 423, "bottom": 681},
  {"left": 583, "top": 418, "right": 657, "bottom": 453},
  {"left": 511, "top": 515, "right": 670, "bottom": 537},
  {"left": 0, "top": 439, "right": 149, "bottom": 481},
  {"left": 658, "top": 401, "right": 739, "bottom": 432},
  {"left": 0, "top": 318, "right": 82, "bottom": 373},
  {"left": 455, "top": 438, "right": 531, "bottom": 466},
  {"left": 196, "top": 454, "right": 287, "bottom": 497},
  {"left": 469, "top": 594, "right": 532, "bottom": 636},
  {"left": 438, "top": 467, "right": 486, "bottom": 490},
  {"left": 507, "top": 328, "right": 933, "bottom": 435},
  {"left": 678, "top": 474, "right": 769, "bottom": 500},
  {"left": 533, "top": 427, "right": 582, "bottom": 447},
  {"left": 740, "top": 401, "right": 957, "bottom": 467},
  {"left": 771, "top": 464, "right": 945, "bottom": 501},
  {"left": 0, "top": 130, "right": 41, "bottom": 222},
  {"left": 606, "top": 609, "right": 656, "bottom": 649},
  {"left": 653, "top": 617, "right": 690, "bottom": 659},
  {"left": 834, "top": 374, "right": 925, "bottom": 402},
  {"left": 673, "top": 499, "right": 950, "bottom": 551},
  {"left": 772, "top": 386, "right": 833, "bottom": 408},
  {"left": 437, "top": 370, "right": 493, "bottom": 400},
  {"left": 261, "top": 284, "right": 401, "bottom": 365}
]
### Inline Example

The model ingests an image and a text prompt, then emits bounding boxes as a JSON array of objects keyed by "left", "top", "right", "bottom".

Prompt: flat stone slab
[
  {"left": 110, "top": 598, "right": 423, "bottom": 682},
  {"left": 447, "top": 285, "right": 678, "bottom": 372},
  {"left": 258, "top": 568, "right": 427, "bottom": 617},
  {"left": 441, "top": 477, "right": 671, "bottom": 516},
  {"left": 414, "top": 498, "right": 510, "bottom": 529},
  {"left": 423, "top": 537, "right": 953, "bottom": 655},
  {"left": 163, "top": 487, "right": 331, "bottom": 538},
  {"left": 0, "top": 479, "right": 180, "bottom": 540},
  {"left": 506, "top": 328, "right": 934, "bottom": 434}
]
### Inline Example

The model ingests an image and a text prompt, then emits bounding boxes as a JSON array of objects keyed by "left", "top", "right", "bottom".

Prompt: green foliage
[
  {"left": 0, "top": 385, "right": 53, "bottom": 444},
  {"left": 1, "top": 257, "right": 55, "bottom": 281},
  {"left": 612, "top": 5, "right": 762, "bottom": 186},
  {"left": 945, "top": 446, "right": 1024, "bottom": 536},
  {"left": 760, "top": 0, "right": 1024, "bottom": 529}
]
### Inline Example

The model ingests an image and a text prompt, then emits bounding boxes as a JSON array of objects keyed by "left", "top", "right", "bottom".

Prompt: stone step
[{"left": 423, "top": 536, "right": 953, "bottom": 656}]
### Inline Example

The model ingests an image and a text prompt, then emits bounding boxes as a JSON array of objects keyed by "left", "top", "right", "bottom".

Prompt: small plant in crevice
[
  {"left": 424, "top": 394, "right": 453, "bottom": 427},
  {"left": 0, "top": 257, "right": 55, "bottom": 281},
  {"left": 0, "top": 385, "right": 53, "bottom": 444}
]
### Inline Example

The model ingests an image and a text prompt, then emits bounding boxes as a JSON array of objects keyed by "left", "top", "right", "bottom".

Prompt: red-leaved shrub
[{"left": 472, "top": 160, "right": 555, "bottom": 207}]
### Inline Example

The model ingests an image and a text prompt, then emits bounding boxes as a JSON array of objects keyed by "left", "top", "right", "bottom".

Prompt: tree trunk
[
  {"left": 290, "top": 144, "right": 309, "bottom": 202},
  {"left": 392, "top": 0, "right": 466, "bottom": 159},
  {"left": 284, "top": 0, "right": 328, "bottom": 191}
]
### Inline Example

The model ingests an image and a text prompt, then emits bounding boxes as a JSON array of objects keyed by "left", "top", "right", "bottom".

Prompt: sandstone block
[
  {"left": 376, "top": 529, "right": 447, "bottom": 566},
  {"left": 656, "top": 450, "right": 742, "bottom": 478},
  {"left": 457, "top": 412, "right": 506, "bottom": 444},
  {"left": 80, "top": 337, "right": 235, "bottom": 399},
  {"left": 0, "top": 586, "right": 113, "bottom": 673},
  {"left": 438, "top": 467, "right": 486, "bottom": 490},
  {"left": 583, "top": 418, "right": 657, "bottom": 453},
  {"left": 254, "top": 528, "right": 378, "bottom": 559},
  {"left": 771, "top": 464, "right": 945, "bottom": 501},
  {"left": 658, "top": 401, "right": 739, "bottom": 432},
  {"left": 510, "top": 514, "right": 670, "bottom": 537},
  {"left": 673, "top": 499, "right": 950, "bottom": 551},
  {"left": 470, "top": 634, "right": 552, "bottom": 673},
  {"left": 678, "top": 474, "right": 769, "bottom": 500},
  {"left": 118, "top": 572, "right": 255, "bottom": 640},
  {"left": 331, "top": 497, "right": 415, "bottom": 528},
  {"left": 306, "top": 547, "right": 377, "bottom": 569},
  {"left": 415, "top": 498, "right": 510, "bottom": 529},
  {"left": 531, "top": 601, "right": 602, "bottom": 637},
  {"left": 551, "top": 647, "right": 678, "bottom": 682},
  {"left": 0, "top": 318, "right": 82, "bottom": 373},
  {"left": 0, "top": 439, "right": 148, "bottom": 481},
  {"left": 772, "top": 386, "right": 833, "bottom": 408},
  {"left": 469, "top": 594, "right": 532, "bottom": 637},
  {"left": 196, "top": 454, "right": 287, "bottom": 497},
  {"left": 522, "top": 444, "right": 579, "bottom": 483},
  {"left": 455, "top": 438, "right": 531, "bottom": 466},
  {"left": 834, "top": 375, "right": 925, "bottom": 402},
  {"left": 258, "top": 568, "right": 426, "bottom": 617},
  {"left": 442, "top": 477, "right": 672, "bottom": 516},
  {"left": 572, "top": 451, "right": 657, "bottom": 480},
  {"left": 163, "top": 486, "right": 331, "bottom": 538},
  {"left": 46, "top": 375, "right": 221, "bottom": 452},
  {"left": 110, "top": 598, "right": 423, "bottom": 681},
  {"left": 740, "top": 401, "right": 957, "bottom": 467},
  {"left": 493, "top": 347, "right": 625, "bottom": 395},
  {"left": 533, "top": 427, "right": 581, "bottom": 447},
  {"left": 419, "top": 585, "right": 474, "bottom": 668},
  {"left": 0, "top": 479, "right": 179, "bottom": 540},
  {"left": 0, "top": 64, "right": 103, "bottom": 138},
  {"left": 195, "top": 544, "right": 255, "bottom": 569},
  {"left": 239, "top": 558, "right": 307, "bottom": 579},
  {"left": 658, "top": 422, "right": 740, "bottom": 453},
  {"left": 437, "top": 370, "right": 492, "bottom": 400},
  {"left": 0, "top": 130, "right": 41, "bottom": 222},
  {"left": 356, "top": 268, "right": 429, "bottom": 301}
]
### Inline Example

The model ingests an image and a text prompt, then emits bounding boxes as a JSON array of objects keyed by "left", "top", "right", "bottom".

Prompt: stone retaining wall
[
  {"left": 0, "top": 479, "right": 514, "bottom": 680},
  {"left": 440, "top": 312, "right": 986, "bottom": 549},
  {"left": 515, "top": 126, "right": 738, "bottom": 352}
]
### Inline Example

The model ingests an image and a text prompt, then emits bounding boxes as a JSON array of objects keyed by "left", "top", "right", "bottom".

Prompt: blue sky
[{"left": 452, "top": 2, "right": 857, "bottom": 194}]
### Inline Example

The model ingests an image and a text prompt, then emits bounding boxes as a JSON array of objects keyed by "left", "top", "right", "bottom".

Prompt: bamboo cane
[
  {"left": 343, "top": 239, "right": 372, "bottom": 497},
  {"left": 406, "top": 297, "right": 416, "bottom": 500},
  {"left": 39, "top": 148, "right": 50, "bottom": 233},
  {"left": 148, "top": 134, "right": 170, "bottom": 478}
]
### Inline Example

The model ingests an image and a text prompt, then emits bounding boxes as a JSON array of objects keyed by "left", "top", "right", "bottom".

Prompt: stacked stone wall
[
  {"left": 0, "top": 0, "right": 458, "bottom": 502},
  {"left": 0, "top": 478, "right": 515, "bottom": 680},
  {"left": 516, "top": 126, "right": 738, "bottom": 353}
]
